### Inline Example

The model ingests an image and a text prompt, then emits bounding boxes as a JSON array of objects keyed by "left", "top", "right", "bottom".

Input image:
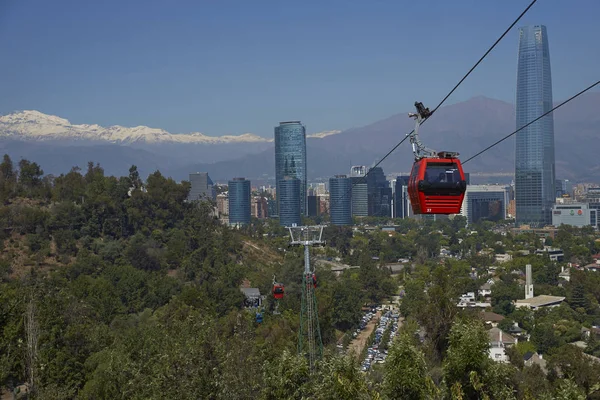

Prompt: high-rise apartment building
[
  {"left": 216, "top": 193, "right": 229, "bottom": 216},
  {"left": 187, "top": 172, "right": 216, "bottom": 202},
  {"left": 228, "top": 178, "right": 251, "bottom": 226},
  {"left": 515, "top": 25, "right": 556, "bottom": 227},
  {"left": 329, "top": 175, "right": 353, "bottom": 226},
  {"left": 274, "top": 121, "right": 307, "bottom": 217},
  {"left": 252, "top": 196, "right": 269, "bottom": 219}
]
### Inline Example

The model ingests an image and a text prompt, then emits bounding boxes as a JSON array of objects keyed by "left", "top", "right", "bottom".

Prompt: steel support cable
[
  {"left": 462, "top": 80, "right": 600, "bottom": 165},
  {"left": 329, "top": 0, "right": 538, "bottom": 211}
]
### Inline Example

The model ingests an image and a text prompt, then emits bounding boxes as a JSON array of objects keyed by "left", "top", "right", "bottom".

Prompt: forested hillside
[
  {"left": 0, "top": 155, "right": 394, "bottom": 399},
  {"left": 1, "top": 154, "right": 600, "bottom": 399}
]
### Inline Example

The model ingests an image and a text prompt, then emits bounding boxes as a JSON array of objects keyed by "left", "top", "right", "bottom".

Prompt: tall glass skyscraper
[
  {"left": 187, "top": 172, "right": 216, "bottom": 202},
  {"left": 275, "top": 121, "right": 307, "bottom": 217},
  {"left": 228, "top": 177, "right": 251, "bottom": 226},
  {"left": 350, "top": 166, "right": 368, "bottom": 217},
  {"left": 515, "top": 25, "right": 555, "bottom": 227},
  {"left": 278, "top": 177, "right": 301, "bottom": 227},
  {"left": 394, "top": 175, "right": 410, "bottom": 219},
  {"left": 329, "top": 175, "right": 352, "bottom": 226},
  {"left": 367, "top": 167, "right": 388, "bottom": 216}
]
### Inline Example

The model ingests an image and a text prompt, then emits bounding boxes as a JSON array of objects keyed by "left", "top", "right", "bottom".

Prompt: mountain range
[{"left": 1, "top": 92, "right": 599, "bottom": 183}]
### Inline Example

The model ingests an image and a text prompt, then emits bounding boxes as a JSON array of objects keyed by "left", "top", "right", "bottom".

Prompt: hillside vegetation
[{"left": 1, "top": 154, "right": 600, "bottom": 399}]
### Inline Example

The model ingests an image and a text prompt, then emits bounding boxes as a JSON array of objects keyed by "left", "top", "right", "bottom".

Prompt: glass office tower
[
  {"left": 329, "top": 175, "right": 352, "bottom": 225},
  {"left": 350, "top": 166, "right": 369, "bottom": 217},
  {"left": 278, "top": 176, "right": 301, "bottom": 227},
  {"left": 274, "top": 121, "right": 307, "bottom": 217},
  {"left": 394, "top": 175, "right": 410, "bottom": 219},
  {"left": 228, "top": 177, "right": 251, "bottom": 226},
  {"left": 515, "top": 25, "right": 555, "bottom": 227},
  {"left": 187, "top": 172, "right": 216, "bottom": 202}
]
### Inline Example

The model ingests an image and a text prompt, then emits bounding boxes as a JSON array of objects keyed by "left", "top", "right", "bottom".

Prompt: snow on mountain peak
[
  {"left": 6, "top": 110, "right": 71, "bottom": 125},
  {"left": 307, "top": 130, "right": 342, "bottom": 139},
  {"left": 0, "top": 110, "right": 276, "bottom": 145}
]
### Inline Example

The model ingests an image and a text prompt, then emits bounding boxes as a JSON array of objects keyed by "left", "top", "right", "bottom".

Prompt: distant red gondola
[
  {"left": 406, "top": 102, "right": 467, "bottom": 215},
  {"left": 272, "top": 283, "right": 285, "bottom": 300}
]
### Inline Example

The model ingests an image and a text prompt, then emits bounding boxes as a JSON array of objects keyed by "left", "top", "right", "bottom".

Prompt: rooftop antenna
[{"left": 288, "top": 224, "right": 325, "bottom": 372}]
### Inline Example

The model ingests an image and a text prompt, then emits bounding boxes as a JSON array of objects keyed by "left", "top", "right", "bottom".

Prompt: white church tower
[{"left": 525, "top": 264, "right": 534, "bottom": 299}]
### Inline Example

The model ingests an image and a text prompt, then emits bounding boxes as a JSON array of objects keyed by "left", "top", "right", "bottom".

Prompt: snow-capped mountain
[
  {"left": 0, "top": 110, "right": 275, "bottom": 145},
  {"left": 0, "top": 110, "right": 343, "bottom": 145},
  {"left": 0, "top": 110, "right": 343, "bottom": 144}
]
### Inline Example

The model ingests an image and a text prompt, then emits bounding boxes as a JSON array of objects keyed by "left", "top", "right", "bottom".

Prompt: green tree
[
  {"left": 443, "top": 319, "right": 490, "bottom": 399},
  {"left": 0, "top": 154, "right": 17, "bottom": 203},
  {"left": 313, "top": 355, "right": 373, "bottom": 400},
  {"left": 491, "top": 281, "right": 521, "bottom": 316},
  {"left": 516, "top": 364, "right": 552, "bottom": 399},
  {"left": 383, "top": 332, "right": 436, "bottom": 399},
  {"left": 331, "top": 272, "right": 364, "bottom": 331},
  {"left": 568, "top": 282, "right": 589, "bottom": 312},
  {"left": 399, "top": 278, "right": 426, "bottom": 319},
  {"left": 128, "top": 165, "right": 142, "bottom": 190},
  {"left": 419, "top": 266, "right": 460, "bottom": 360},
  {"left": 530, "top": 323, "right": 560, "bottom": 354},
  {"left": 553, "top": 379, "right": 586, "bottom": 400},
  {"left": 17, "top": 159, "right": 45, "bottom": 197},
  {"left": 548, "top": 345, "right": 600, "bottom": 395},
  {"left": 125, "top": 233, "right": 163, "bottom": 271},
  {"left": 261, "top": 350, "right": 310, "bottom": 400}
]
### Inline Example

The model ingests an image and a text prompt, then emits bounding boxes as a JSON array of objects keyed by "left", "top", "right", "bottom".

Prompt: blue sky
[{"left": 0, "top": 0, "right": 598, "bottom": 137}]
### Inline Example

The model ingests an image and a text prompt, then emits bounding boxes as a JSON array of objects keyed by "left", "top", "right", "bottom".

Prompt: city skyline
[
  {"left": 515, "top": 25, "right": 556, "bottom": 227},
  {"left": 1, "top": 1, "right": 598, "bottom": 136}
]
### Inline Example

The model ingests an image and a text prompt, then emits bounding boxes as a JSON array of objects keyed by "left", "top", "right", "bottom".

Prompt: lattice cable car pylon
[{"left": 288, "top": 225, "right": 324, "bottom": 372}]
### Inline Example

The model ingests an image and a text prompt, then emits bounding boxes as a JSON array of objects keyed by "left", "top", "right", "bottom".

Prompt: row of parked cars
[
  {"left": 352, "top": 308, "right": 377, "bottom": 339},
  {"left": 361, "top": 309, "right": 399, "bottom": 372}
]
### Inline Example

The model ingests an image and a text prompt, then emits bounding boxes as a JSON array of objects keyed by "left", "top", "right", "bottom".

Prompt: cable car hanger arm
[{"left": 407, "top": 102, "right": 437, "bottom": 160}]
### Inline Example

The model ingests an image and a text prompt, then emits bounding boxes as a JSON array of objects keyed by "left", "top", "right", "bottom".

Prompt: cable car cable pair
[
  {"left": 461, "top": 80, "right": 600, "bottom": 165},
  {"left": 408, "top": 80, "right": 600, "bottom": 214},
  {"left": 328, "top": 0, "right": 538, "bottom": 212}
]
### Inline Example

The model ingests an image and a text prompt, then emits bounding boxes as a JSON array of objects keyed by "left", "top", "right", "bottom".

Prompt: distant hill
[
  {"left": 178, "top": 92, "right": 600, "bottom": 182},
  {"left": 1, "top": 93, "right": 599, "bottom": 182}
]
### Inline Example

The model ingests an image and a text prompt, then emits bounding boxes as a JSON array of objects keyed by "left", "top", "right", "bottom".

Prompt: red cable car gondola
[
  {"left": 406, "top": 102, "right": 467, "bottom": 215},
  {"left": 408, "top": 152, "right": 467, "bottom": 214},
  {"left": 272, "top": 283, "right": 285, "bottom": 300}
]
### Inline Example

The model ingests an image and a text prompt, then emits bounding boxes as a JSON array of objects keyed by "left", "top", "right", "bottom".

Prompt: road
[{"left": 348, "top": 310, "right": 381, "bottom": 359}]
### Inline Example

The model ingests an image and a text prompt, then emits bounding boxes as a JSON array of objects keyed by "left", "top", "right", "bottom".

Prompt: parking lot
[
  {"left": 360, "top": 307, "right": 400, "bottom": 372},
  {"left": 346, "top": 309, "right": 380, "bottom": 357}
]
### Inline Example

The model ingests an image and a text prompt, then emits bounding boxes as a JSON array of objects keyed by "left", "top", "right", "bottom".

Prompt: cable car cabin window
[
  {"left": 419, "top": 162, "right": 466, "bottom": 196},
  {"left": 424, "top": 163, "right": 460, "bottom": 184}
]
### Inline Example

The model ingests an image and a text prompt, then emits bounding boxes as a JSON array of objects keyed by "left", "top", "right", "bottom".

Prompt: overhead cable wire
[
  {"left": 462, "top": 80, "right": 600, "bottom": 165},
  {"left": 329, "top": 0, "right": 538, "bottom": 211}
]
